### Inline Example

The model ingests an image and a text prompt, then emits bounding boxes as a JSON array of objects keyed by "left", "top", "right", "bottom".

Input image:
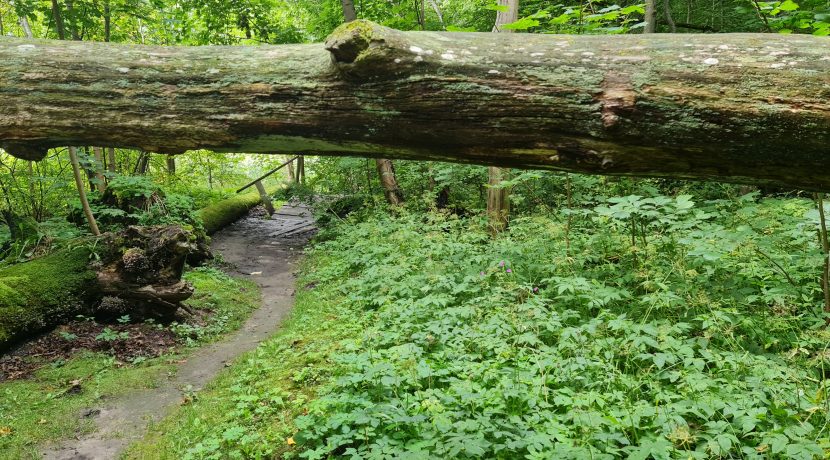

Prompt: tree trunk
[
  {"left": 295, "top": 156, "right": 305, "bottom": 184},
  {"left": 487, "top": 166, "right": 510, "bottom": 234},
  {"left": 68, "top": 146, "right": 100, "bottom": 235},
  {"left": 2, "top": 22, "right": 830, "bottom": 190},
  {"left": 0, "top": 225, "right": 209, "bottom": 350},
  {"left": 107, "top": 147, "right": 116, "bottom": 173},
  {"left": 19, "top": 16, "right": 34, "bottom": 39},
  {"left": 487, "top": 0, "right": 517, "bottom": 233},
  {"left": 644, "top": 0, "right": 658, "bottom": 33},
  {"left": 376, "top": 159, "right": 404, "bottom": 205},
  {"left": 341, "top": 0, "right": 357, "bottom": 22},
  {"left": 166, "top": 155, "right": 176, "bottom": 175},
  {"left": 92, "top": 146, "right": 106, "bottom": 192},
  {"left": 50, "top": 0, "right": 65, "bottom": 40},
  {"left": 254, "top": 180, "right": 276, "bottom": 215},
  {"left": 287, "top": 158, "right": 296, "bottom": 181},
  {"left": 104, "top": 0, "right": 111, "bottom": 42}
]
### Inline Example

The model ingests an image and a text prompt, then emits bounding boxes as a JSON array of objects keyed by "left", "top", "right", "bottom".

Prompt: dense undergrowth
[{"left": 127, "top": 190, "right": 830, "bottom": 459}]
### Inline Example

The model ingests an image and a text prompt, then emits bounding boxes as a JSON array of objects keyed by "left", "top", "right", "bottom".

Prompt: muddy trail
[{"left": 41, "top": 202, "right": 315, "bottom": 460}]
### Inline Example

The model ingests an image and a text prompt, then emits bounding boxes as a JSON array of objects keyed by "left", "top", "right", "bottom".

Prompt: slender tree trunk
[
  {"left": 68, "top": 146, "right": 100, "bottom": 235},
  {"left": 645, "top": 0, "right": 658, "bottom": 33},
  {"left": 376, "top": 159, "right": 404, "bottom": 205},
  {"left": 103, "top": 0, "right": 111, "bottom": 42},
  {"left": 19, "top": 16, "right": 33, "bottom": 39},
  {"left": 816, "top": 193, "right": 830, "bottom": 316},
  {"left": 255, "top": 180, "right": 275, "bottom": 215},
  {"left": 107, "top": 147, "right": 116, "bottom": 173},
  {"left": 296, "top": 156, "right": 305, "bottom": 184},
  {"left": 92, "top": 146, "right": 106, "bottom": 192},
  {"left": 340, "top": 0, "right": 357, "bottom": 22},
  {"left": 487, "top": 0, "right": 518, "bottom": 234},
  {"left": 137, "top": 152, "right": 150, "bottom": 175},
  {"left": 166, "top": 155, "right": 176, "bottom": 175},
  {"left": 287, "top": 158, "right": 295, "bottom": 181},
  {"left": 50, "top": 0, "right": 66, "bottom": 40}
]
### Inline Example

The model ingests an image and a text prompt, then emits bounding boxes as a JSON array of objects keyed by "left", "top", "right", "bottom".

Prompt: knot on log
[
  {"left": 325, "top": 20, "right": 381, "bottom": 64},
  {"left": 324, "top": 20, "right": 412, "bottom": 80}
]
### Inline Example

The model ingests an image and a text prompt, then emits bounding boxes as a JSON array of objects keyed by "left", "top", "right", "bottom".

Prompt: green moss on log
[
  {"left": 197, "top": 189, "right": 280, "bottom": 235},
  {"left": 0, "top": 247, "right": 96, "bottom": 349}
]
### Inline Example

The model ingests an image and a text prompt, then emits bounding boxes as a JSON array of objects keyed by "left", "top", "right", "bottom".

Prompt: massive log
[{"left": 1, "top": 21, "right": 829, "bottom": 189}]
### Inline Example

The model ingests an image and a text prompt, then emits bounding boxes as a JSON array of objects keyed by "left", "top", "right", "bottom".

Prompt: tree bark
[
  {"left": 2, "top": 22, "right": 830, "bottom": 190},
  {"left": 645, "top": 0, "right": 657, "bottom": 33},
  {"left": 68, "top": 146, "right": 100, "bottom": 235},
  {"left": 50, "top": 0, "right": 65, "bottom": 40},
  {"left": 92, "top": 146, "right": 107, "bottom": 192},
  {"left": 376, "top": 159, "right": 404, "bottom": 205},
  {"left": 254, "top": 180, "right": 276, "bottom": 215},
  {"left": 0, "top": 225, "right": 208, "bottom": 350},
  {"left": 341, "top": 0, "right": 357, "bottom": 22},
  {"left": 166, "top": 155, "right": 176, "bottom": 175},
  {"left": 107, "top": 147, "right": 116, "bottom": 173},
  {"left": 19, "top": 16, "right": 33, "bottom": 39}
]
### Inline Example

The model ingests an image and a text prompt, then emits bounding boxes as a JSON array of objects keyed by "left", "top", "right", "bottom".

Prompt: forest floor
[{"left": 23, "top": 203, "right": 315, "bottom": 459}]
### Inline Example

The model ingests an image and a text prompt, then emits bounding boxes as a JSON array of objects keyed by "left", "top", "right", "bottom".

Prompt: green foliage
[
  {"left": 126, "top": 192, "right": 830, "bottom": 459},
  {"left": 289, "top": 205, "right": 828, "bottom": 459}
]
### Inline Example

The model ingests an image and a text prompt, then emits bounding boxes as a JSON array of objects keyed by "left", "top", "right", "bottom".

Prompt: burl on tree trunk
[
  {"left": 1, "top": 21, "right": 829, "bottom": 189},
  {"left": 0, "top": 225, "right": 206, "bottom": 350}
]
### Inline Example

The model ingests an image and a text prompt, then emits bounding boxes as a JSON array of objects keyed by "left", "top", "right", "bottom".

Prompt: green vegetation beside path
[{"left": 128, "top": 198, "right": 830, "bottom": 459}]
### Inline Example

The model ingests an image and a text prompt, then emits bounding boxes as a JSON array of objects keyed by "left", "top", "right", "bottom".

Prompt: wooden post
[{"left": 254, "top": 180, "right": 275, "bottom": 216}]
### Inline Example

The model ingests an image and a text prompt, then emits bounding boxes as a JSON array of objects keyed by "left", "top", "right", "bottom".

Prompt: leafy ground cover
[
  {"left": 129, "top": 192, "right": 830, "bottom": 459},
  {"left": 0, "top": 267, "right": 259, "bottom": 459}
]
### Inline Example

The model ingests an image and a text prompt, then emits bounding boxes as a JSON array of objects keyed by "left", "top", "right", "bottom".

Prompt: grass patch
[
  {"left": 0, "top": 268, "right": 260, "bottom": 459},
  {"left": 123, "top": 255, "right": 365, "bottom": 460}
]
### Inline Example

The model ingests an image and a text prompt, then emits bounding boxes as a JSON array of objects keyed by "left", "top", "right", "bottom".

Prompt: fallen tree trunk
[
  {"left": 197, "top": 188, "right": 280, "bottom": 235},
  {"left": 1, "top": 21, "right": 829, "bottom": 189},
  {"left": 0, "top": 225, "right": 203, "bottom": 350}
]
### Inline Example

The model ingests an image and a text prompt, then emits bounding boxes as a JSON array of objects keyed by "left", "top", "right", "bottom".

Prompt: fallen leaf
[
  {"left": 286, "top": 437, "right": 296, "bottom": 446},
  {"left": 0, "top": 426, "right": 11, "bottom": 436}
]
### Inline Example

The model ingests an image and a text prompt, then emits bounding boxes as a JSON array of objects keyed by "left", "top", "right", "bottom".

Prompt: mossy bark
[
  {"left": 0, "top": 247, "right": 97, "bottom": 349},
  {"left": 197, "top": 187, "right": 278, "bottom": 235},
  {"left": 0, "top": 225, "right": 205, "bottom": 350},
  {"left": 1, "top": 21, "right": 829, "bottom": 189}
]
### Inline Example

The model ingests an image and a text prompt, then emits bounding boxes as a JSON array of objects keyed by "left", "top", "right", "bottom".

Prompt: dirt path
[{"left": 41, "top": 202, "right": 315, "bottom": 460}]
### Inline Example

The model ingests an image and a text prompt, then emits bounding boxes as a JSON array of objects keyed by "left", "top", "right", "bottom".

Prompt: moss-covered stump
[{"left": 0, "top": 225, "right": 208, "bottom": 351}]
